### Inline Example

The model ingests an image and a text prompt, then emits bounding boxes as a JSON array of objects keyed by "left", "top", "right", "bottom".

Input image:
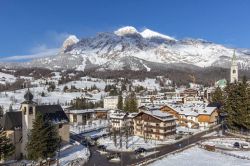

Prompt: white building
[
  {"left": 103, "top": 96, "right": 119, "bottom": 109},
  {"left": 109, "top": 111, "right": 127, "bottom": 130}
]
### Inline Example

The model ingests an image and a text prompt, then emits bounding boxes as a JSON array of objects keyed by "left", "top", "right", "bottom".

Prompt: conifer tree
[
  {"left": 0, "top": 106, "right": 3, "bottom": 119},
  {"left": 124, "top": 92, "right": 138, "bottom": 112},
  {"left": 27, "top": 112, "right": 60, "bottom": 161},
  {"left": 0, "top": 129, "right": 15, "bottom": 161},
  {"left": 222, "top": 77, "right": 250, "bottom": 131},
  {"left": 211, "top": 86, "right": 224, "bottom": 106},
  {"left": 117, "top": 95, "right": 123, "bottom": 110}
]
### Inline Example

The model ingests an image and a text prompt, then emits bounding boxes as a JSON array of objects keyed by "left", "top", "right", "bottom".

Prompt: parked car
[
  {"left": 97, "top": 145, "right": 107, "bottom": 151},
  {"left": 134, "top": 147, "right": 147, "bottom": 154},
  {"left": 81, "top": 139, "right": 95, "bottom": 147},
  {"left": 233, "top": 142, "right": 240, "bottom": 148},
  {"left": 106, "top": 153, "right": 120, "bottom": 160},
  {"left": 241, "top": 143, "right": 249, "bottom": 149},
  {"left": 175, "top": 135, "right": 183, "bottom": 140},
  {"left": 70, "top": 139, "right": 75, "bottom": 144}
]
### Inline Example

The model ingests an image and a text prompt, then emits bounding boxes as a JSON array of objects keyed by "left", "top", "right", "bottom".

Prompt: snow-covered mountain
[
  {"left": 26, "top": 26, "right": 250, "bottom": 71},
  {"left": 60, "top": 35, "right": 79, "bottom": 53}
]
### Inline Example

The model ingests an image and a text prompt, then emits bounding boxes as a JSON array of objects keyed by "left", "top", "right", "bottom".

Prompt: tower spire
[
  {"left": 24, "top": 88, "right": 33, "bottom": 101},
  {"left": 232, "top": 50, "right": 237, "bottom": 65}
]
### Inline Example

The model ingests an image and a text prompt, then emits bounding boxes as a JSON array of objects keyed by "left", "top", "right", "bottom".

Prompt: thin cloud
[
  {"left": 0, "top": 46, "right": 59, "bottom": 62},
  {"left": 0, "top": 31, "right": 71, "bottom": 62}
]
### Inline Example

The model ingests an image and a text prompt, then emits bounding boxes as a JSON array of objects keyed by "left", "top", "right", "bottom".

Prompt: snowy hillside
[{"left": 24, "top": 26, "right": 250, "bottom": 71}]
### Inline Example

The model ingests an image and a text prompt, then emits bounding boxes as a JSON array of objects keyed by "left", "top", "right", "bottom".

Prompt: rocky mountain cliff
[{"left": 23, "top": 26, "right": 250, "bottom": 71}]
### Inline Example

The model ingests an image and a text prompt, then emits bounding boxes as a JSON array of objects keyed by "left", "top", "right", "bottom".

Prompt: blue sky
[{"left": 0, "top": 0, "right": 250, "bottom": 60}]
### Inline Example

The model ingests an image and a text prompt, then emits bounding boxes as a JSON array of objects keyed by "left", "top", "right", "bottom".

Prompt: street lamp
[
  {"left": 56, "top": 137, "right": 62, "bottom": 166},
  {"left": 220, "top": 112, "right": 228, "bottom": 135}
]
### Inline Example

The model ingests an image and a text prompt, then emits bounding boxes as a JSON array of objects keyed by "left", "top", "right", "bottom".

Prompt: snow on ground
[
  {"left": 65, "top": 77, "right": 107, "bottom": 90},
  {"left": 149, "top": 146, "right": 250, "bottom": 166},
  {"left": 177, "top": 126, "right": 202, "bottom": 134},
  {"left": 202, "top": 131, "right": 220, "bottom": 137},
  {"left": 70, "top": 119, "right": 109, "bottom": 135},
  {"left": 98, "top": 135, "right": 176, "bottom": 152},
  {"left": 57, "top": 142, "right": 90, "bottom": 166},
  {"left": 0, "top": 76, "right": 108, "bottom": 111},
  {"left": 202, "top": 138, "right": 250, "bottom": 149},
  {"left": 81, "top": 128, "right": 108, "bottom": 138},
  {"left": 229, "top": 150, "right": 250, "bottom": 158},
  {"left": 0, "top": 72, "right": 16, "bottom": 84},
  {"left": 133, "top": 78, "right": 160, "bottom": 91}
]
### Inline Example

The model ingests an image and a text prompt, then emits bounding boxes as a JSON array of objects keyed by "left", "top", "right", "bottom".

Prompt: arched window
[
  {"left": 23, "top": 107, "right": 27, "bottom": 115},
  {"left": 233, "top": 70, "right": 236, "bottom": 74},
  {"left": 29, "top": 107, "right": 33, "bottom": 115}
]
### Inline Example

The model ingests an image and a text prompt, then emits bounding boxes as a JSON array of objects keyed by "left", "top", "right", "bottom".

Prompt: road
[{"left": 71, "top": 126, "right": 221, "bottom": 166}]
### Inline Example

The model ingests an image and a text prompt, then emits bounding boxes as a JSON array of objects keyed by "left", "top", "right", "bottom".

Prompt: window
[
  {"left": 23, "top": 107, "right": 27, "bottom": 115},
  {"left": 73, "top": 114, "right": 77, "bottom": 122},
  {"left": 29, "top": 107, "right": 33, "bottom": 115},
  {"left": 233, "top": 70, "right": 236, "bottom": 74}
]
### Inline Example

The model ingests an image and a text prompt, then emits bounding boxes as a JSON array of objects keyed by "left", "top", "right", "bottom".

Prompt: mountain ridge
[{"left": 1, "top": 26, "right": 250, "bottom": 71}]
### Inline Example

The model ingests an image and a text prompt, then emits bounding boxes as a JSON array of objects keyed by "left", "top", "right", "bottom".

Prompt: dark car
[
  {"left": 234, "top": 142, "right": 240, "bottom": 148},
  {"left": 106, "top": 153, "right": 120, "bottom": 160},
  {"left": 134, "top": 148, "right": 146, "bottom": 154},
  {"left": 175, "top": 135, "right": 183, "bottom": 140},
  {"left": 97, "top": 145, "right": 107, "bottom": 151},
  {"left": 81, "top": 140, "right": 90, "bottom": 146},
  {"left": 81, "top": 139, "right": 95, "bottom": 147}
]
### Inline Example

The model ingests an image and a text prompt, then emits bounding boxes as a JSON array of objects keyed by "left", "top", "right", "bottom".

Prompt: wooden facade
[{"left": 133, "top": 111, "right": 176, "bottom": 141}]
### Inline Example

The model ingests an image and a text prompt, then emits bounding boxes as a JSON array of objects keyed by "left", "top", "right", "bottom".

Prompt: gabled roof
[
  {"left": 135, "top": 110, "right": 176, "bottom": 122},
  {"left": 36, "top": 105, "right": 69, "bottom": 124},
  {"left": 163, "top": 104, "right": 217, "bottom": 117},
  {"left": 0, "top": 111, "right": 22, "bottom": 130}
]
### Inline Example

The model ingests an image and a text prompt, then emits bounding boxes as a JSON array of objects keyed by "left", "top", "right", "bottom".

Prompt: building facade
[
  {"left": 133, "top": 110, "right": 176, "bottom": 141},
  {"left": 161, "top": 104, "right": 218, "bottom": 129}
]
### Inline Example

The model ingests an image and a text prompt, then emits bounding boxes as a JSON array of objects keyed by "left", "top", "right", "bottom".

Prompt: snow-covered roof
[
  {"left": 94, "top": 107, "right": 109, "bottom": 112},
  {"left": 66, "top": 109, "right": 95, "bottom": 114},
  {"left": 127, "top": 112, "right": 138, "bottom": 118},
  {"left": 165, "top": 104, "right": 217, "bottom": 117},
  {"left": 109, "top": 112, "right": 126, "bottom": 119},
  {"left": 143, "top": 110, "right": 176, "bottom": 122},
  {"left": 104, "top": 96, "right": 118, "bottom": 99}
]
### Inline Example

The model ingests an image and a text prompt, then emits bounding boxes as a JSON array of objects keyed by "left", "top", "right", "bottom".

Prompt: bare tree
[{"left": 113, "top": 129, "right": 117, "bottom": 147}]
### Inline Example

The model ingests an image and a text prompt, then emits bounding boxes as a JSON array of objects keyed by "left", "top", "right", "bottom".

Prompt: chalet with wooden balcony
[
  {"left": 161, "top": 104, "right": 218, "bottom": 129},
  {"left": 133, "top": 110, "right": 176, "bottom": 141}
]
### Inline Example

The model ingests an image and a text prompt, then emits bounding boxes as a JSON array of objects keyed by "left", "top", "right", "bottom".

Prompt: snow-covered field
[
  {"left": 133, "top": 78, "right": 160, "bottom": 91},
  {"left": 229, "top": 150, "right": 250, "bottom": 158},
  {"left": 0, "top": 76, "right": 108, "bottom": 112},
  {"left": 58, "top": 142, "right": 90, "bottom": 166},
  {"left": 0, "top": 72, "right": 16, "bottom": 84},
  {"left": 202, "top": 138, "right": 250, "bottom": 150},
  {"left": 149, "top": 146, "right": 250, "bottom": 166},
  {"left": 98, "top": 135, "right": 176, "bottom": 152},
  {"left": 15, "top": 142, "right": 90, "bottom": 166}
]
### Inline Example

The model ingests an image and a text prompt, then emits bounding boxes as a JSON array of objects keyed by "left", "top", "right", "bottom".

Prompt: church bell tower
[
  {"left": 230, "top": 50, "right": 238, "bottom": 83},
  {"left": 21, "top": 88, "right": 37, "bottom": 157}
]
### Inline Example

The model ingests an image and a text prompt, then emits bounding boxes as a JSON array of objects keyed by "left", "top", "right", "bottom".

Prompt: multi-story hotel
[{"left": 133, "top": 109, "right": 176, "bottom": 141}]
